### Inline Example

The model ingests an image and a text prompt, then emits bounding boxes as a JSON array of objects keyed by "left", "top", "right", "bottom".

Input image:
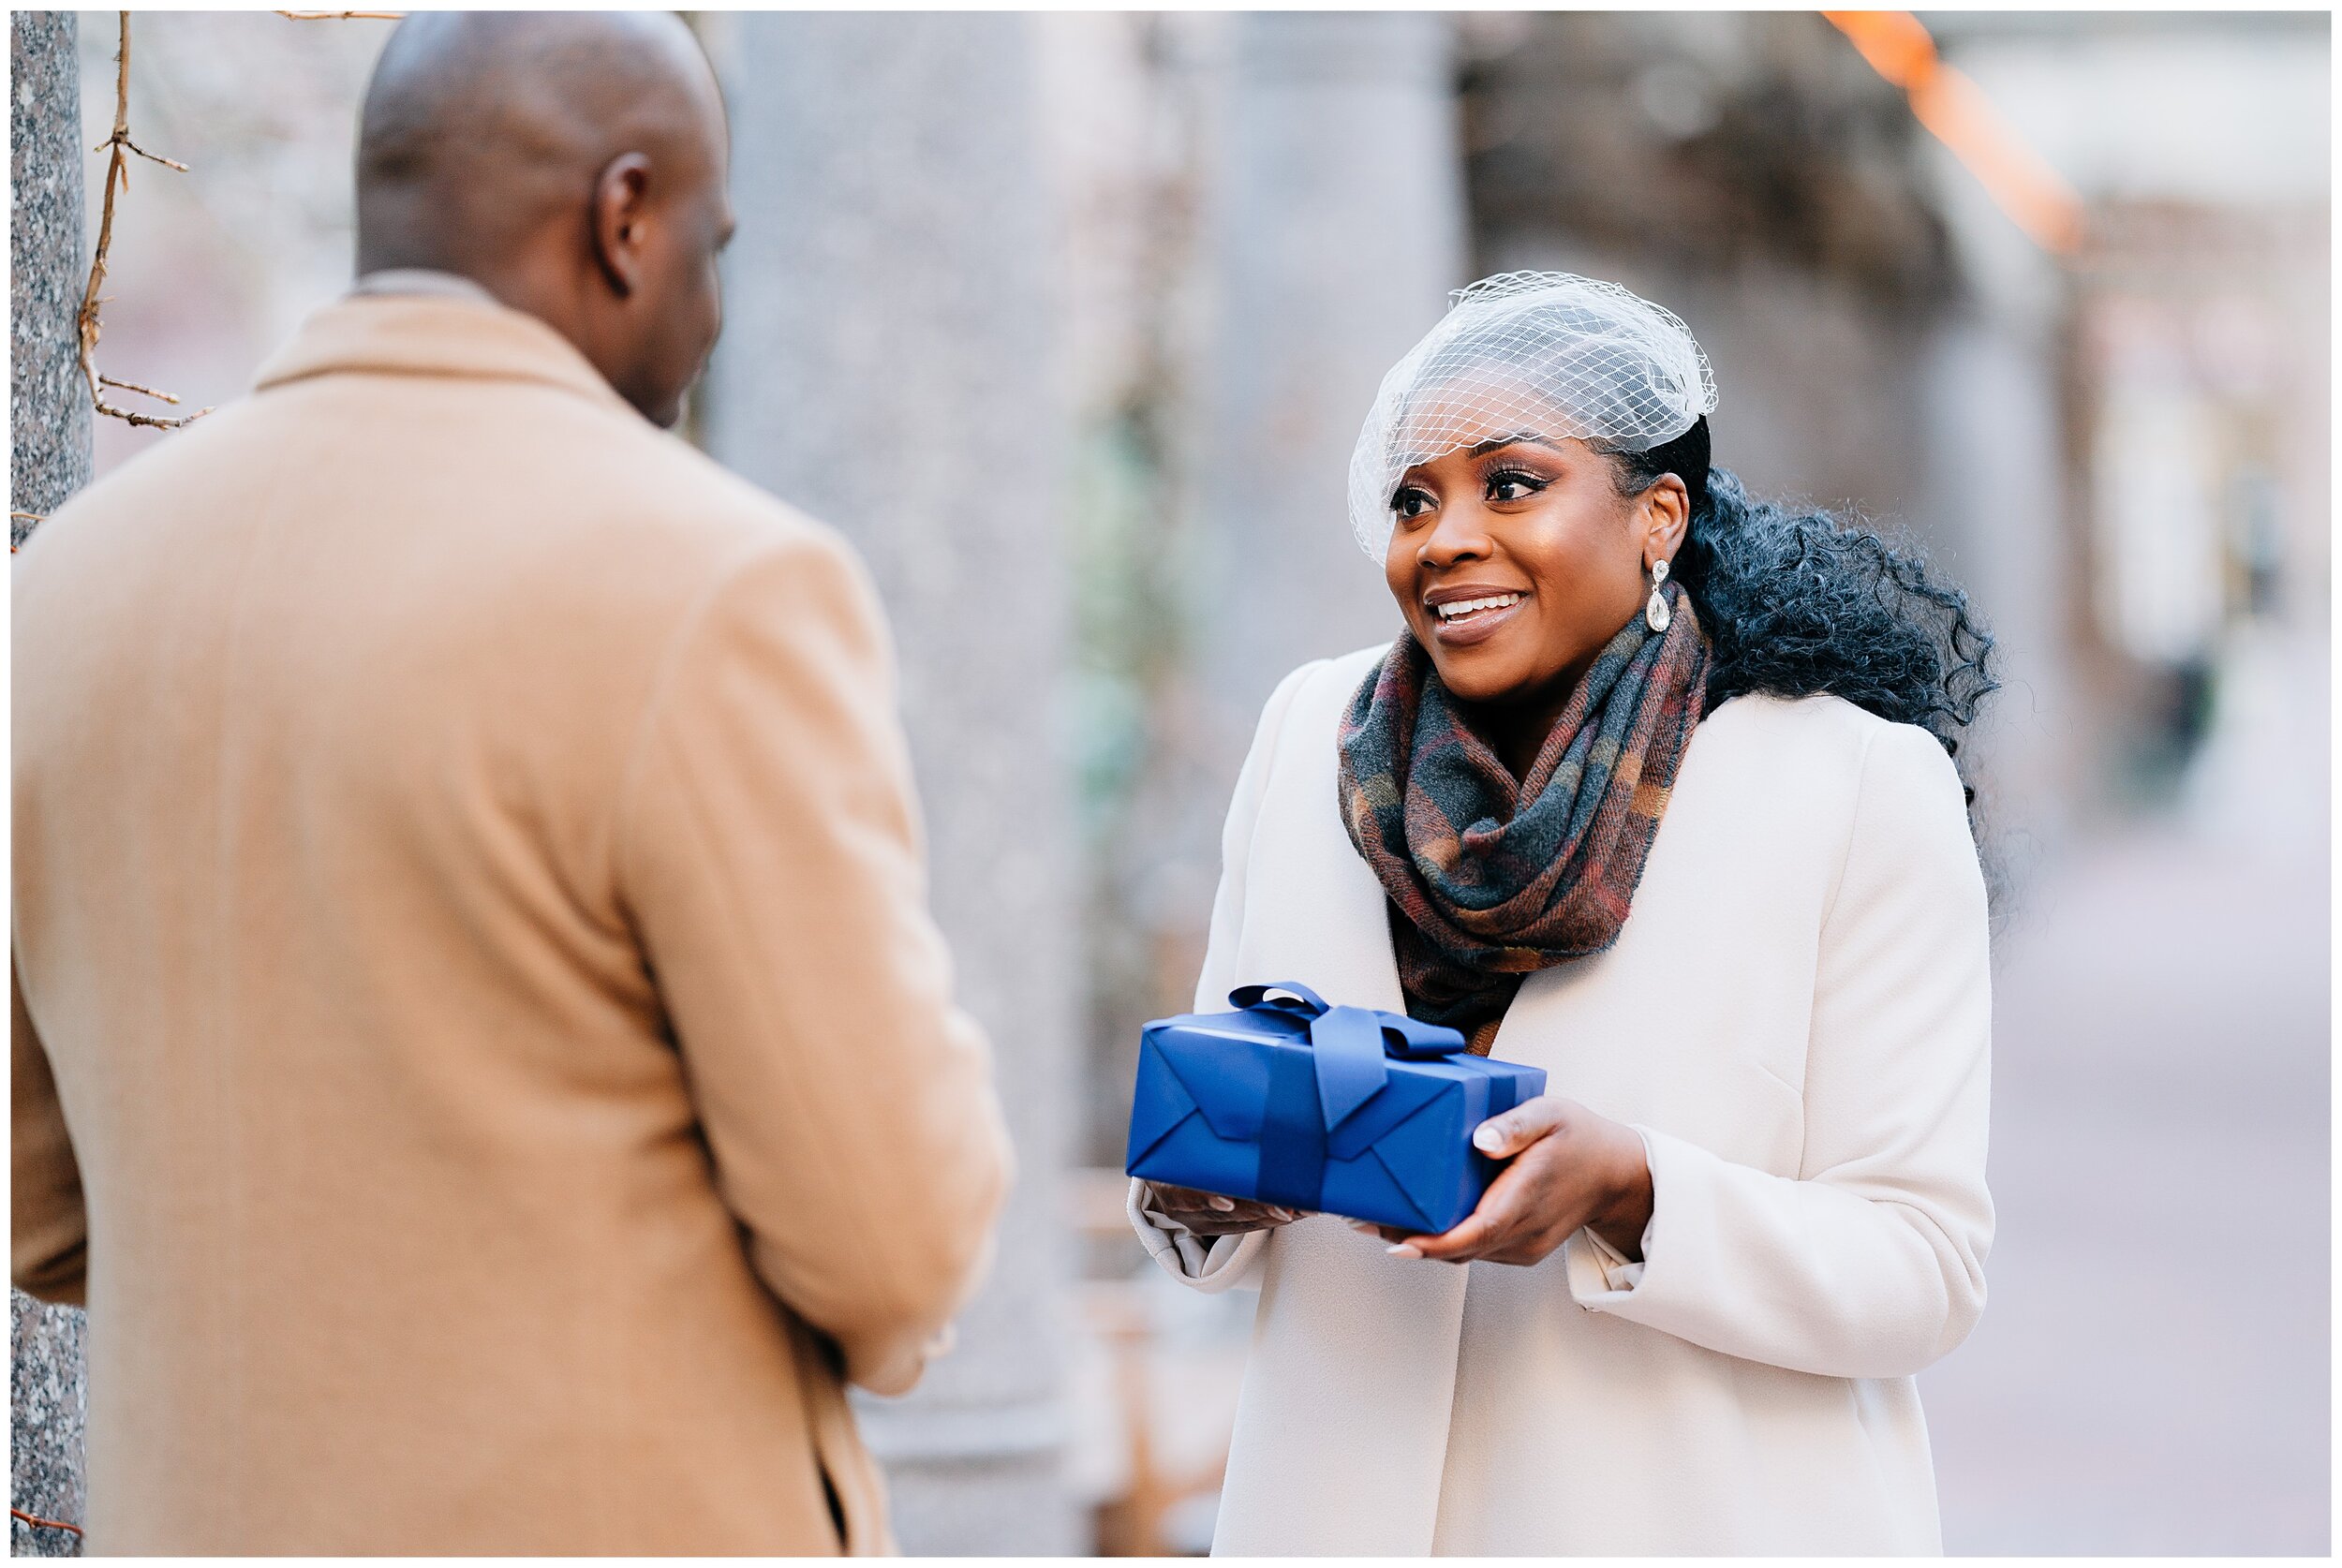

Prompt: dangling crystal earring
[{"left": 1645, "top": 557, "right": 1672, "bottom": 633}]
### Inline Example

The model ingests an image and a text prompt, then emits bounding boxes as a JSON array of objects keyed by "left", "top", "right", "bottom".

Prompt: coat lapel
[{"left": 1211, "top": 652, "right": 1471, "bottom": 1556}]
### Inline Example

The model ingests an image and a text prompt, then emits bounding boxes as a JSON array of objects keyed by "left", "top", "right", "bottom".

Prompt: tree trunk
[
  {"left": 11, "top": 9, "right": 91, "bottom": 542},
  {"left": 10, "top": 9, "right": 92, "bottom": 1557}
]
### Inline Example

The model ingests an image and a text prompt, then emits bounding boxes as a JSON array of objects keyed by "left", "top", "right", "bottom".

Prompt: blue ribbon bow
[{"left": 1226, "top": 983, "right": 1468, "bottom": 1212}]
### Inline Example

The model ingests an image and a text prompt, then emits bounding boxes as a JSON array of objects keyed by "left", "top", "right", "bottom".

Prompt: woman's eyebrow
[
  {"left": 1395, "top": 433, "right": 1565, "bottom": 487},
  {"left": 1467, "top": 434, "right": 1564, "bottom": 456}
]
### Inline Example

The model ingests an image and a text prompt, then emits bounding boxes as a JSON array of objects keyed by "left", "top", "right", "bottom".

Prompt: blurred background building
[{"left": 14, "top": 7, "right": 2328, "bottom": 1556}]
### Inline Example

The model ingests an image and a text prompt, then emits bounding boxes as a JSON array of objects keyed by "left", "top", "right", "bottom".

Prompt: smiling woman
[
  {"left": 1381, "top": 433, "right": 1697, "bottom": 778},
  {"left": 1132, "top": 272, "right": 2003, "bottom": 1554}
]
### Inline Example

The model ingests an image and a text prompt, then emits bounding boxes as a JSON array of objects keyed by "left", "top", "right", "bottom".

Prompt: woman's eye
[
  {"left": 1391, "top": 486, "right": 1435, "bottom": 521},
  {"left": 1487, "top": 469, "right": 1548, "bottom": 502}
]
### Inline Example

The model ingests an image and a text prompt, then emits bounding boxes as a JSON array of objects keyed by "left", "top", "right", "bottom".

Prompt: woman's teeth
[{"left": 1434, "top": 593, "right": 1522, "bottom": 623}]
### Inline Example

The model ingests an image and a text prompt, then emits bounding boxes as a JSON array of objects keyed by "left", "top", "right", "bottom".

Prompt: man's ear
[{"left": 590, "top": 152, "right": 654, "bottom": 297}]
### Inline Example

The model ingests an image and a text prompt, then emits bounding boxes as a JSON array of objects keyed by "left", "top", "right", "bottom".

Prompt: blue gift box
[{"left": 1125, "top": 982, "right": 1548, "bottom": 1236}]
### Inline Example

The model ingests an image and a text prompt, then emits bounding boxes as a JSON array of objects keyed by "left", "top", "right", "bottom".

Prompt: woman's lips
[{"left": 1427, "top": 592, "right": 1526, "bottom": 648}]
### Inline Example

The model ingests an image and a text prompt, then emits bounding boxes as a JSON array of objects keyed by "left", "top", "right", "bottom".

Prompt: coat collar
[{"left": 251, "top": 290, "right": 638, "bottom": 419}]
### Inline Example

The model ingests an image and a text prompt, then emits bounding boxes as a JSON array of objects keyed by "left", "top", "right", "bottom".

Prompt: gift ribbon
[{"left": 1227, "top": 983, "right": 1467, "bottom": 1213}]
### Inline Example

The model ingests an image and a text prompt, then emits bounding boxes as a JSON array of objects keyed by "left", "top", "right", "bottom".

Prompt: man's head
[{"left": 355, "top": 11, "right": 734, "bottom": 428}]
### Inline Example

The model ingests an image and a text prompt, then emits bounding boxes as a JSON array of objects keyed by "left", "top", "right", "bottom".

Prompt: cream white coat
[{"left": 1130, "top": 645, "right": 1993, "bottom": 1556}]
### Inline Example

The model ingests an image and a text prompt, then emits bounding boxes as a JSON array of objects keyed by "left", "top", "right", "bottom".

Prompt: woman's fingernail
[
  {"left": 1473, "top": 1126, "right": 1505, "bottom": 1153},
  {"left": 1208, "top": 1194, "right": 1235, "bottom": 1211},
  {"left": 1386, "top": 1243, "right": 1423, "bottom": 1259}
]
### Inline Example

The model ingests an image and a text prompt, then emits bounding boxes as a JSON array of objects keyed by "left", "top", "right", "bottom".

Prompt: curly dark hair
[{"left": 1608, "top": 416, "right": 2000, "bottom": 820}]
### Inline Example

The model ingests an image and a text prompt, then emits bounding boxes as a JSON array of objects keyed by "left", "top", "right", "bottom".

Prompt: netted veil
[{"left": 1346, "top": 271, "right": 1719, "bottom": 556}]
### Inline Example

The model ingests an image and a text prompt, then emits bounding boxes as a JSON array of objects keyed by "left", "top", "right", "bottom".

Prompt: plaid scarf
[{"left": 1337, "top": 583, "right": 1711, "bottom": 1053}]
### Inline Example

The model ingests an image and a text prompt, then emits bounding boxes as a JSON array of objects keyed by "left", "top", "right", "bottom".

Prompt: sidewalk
[{"left": 1920, "top": 631, "right": 2331, "bottom": 1552}]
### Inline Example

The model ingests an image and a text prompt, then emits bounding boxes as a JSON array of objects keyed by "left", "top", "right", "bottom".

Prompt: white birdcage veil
[{"left": 1347, "top": 271, "right": 1719, "bottom": 556}]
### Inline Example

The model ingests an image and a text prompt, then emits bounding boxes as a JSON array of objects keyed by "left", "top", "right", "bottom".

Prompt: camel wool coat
[
  {"left": 1131, "top": 645, "right": 1993, "bottom": 1555},
  {"left": 12, "top": 292, "right": 1013, "bottom": 1554}
]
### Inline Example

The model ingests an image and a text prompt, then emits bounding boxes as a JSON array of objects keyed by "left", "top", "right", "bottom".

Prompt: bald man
[{"left": 13, "top": 13, "right": 1011, "bottom": 1554}]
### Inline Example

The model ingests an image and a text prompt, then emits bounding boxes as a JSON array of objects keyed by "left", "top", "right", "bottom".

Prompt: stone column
[
  {"left": 1148, "top": 9, "right": 1471, "bottom": 991},
  {"left": 1187, "top": 13, "right": 1469, "bottom": 737},
  {"left": 10, "top": 10, "right": 91, "bottom": 1558},
  {"left": 1919, "top": 314, "right": 2076, "bottom": 859},
  {"left": 1913, "top": 126, "right": 2082, "bottom": 864},
  {"left": 697, "top": 13, "right": 1080, "bottom": 1555}
]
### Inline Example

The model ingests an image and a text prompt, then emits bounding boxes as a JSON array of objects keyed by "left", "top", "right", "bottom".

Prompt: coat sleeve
[
  {"left": 615, "top": 529, "right": 1013, "bottom": 1398},
  {"left": 13, "top": 960, "right": 89, "bottom": 1306},
  {"left": 1127, "top": 659, "right": 1326, "bottom": 1293},
  {"left": 1564, "top": 719, "right": 1994, "bottom": 1380}
]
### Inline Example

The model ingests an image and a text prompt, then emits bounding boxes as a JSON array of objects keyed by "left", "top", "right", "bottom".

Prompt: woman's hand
[
  {"left": 1145, "top": 1182, "right": 1307, "bottom": 1238},
  {"left": 1351, "top": 1095, "right": 1653, "bottom": 1266}
]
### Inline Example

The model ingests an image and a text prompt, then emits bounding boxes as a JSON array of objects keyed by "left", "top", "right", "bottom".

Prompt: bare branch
[
  {"left": 96, "top": 375, "right": 184, "bottom": 406},
  {"left": 77, "top": 12, "right": 209, "bottom": 430},
  {"left": 96, "top": 399, "right": 217, "bottom": 432},
  {"left": 9, "top": 1507, "right": 82, "bottom": 1538},
  {"left": 124, "top": 139, "right": 187, "bottom": 172}
]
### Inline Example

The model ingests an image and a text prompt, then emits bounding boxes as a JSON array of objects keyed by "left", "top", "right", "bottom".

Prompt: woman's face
[{"left": 1381, "top": 432, "right": 1688, "bottom": 717}]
